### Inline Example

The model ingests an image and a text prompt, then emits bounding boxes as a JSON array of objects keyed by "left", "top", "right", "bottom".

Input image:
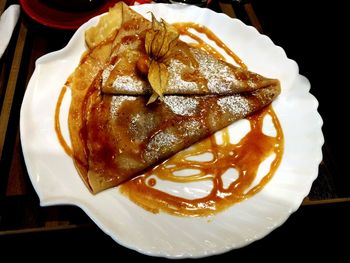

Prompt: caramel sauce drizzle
[
  {"left": 173, "top": 22, "right": 247, "bottom": 69},
  {"left": 55, "top": 22, "right": 284, "bottom": 217},
  {"left": 120, "top": 23, "right": 283, "bottom": 217},
  {"left": 54, "top": 85, "right": 72, "bottom": 157},
  {"left": 121, "top": 107, "right": 283, "bottom": 217}
]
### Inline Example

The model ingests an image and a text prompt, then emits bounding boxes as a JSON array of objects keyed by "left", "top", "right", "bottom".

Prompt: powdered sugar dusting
[
  {"left": 167, "top": 60, "right": 198, "bottom": 92},
  {"left": 247, "top": 79, "right": 258, "bottom": 89},
  {"left": 191, "top": 49, "right": 240, "bottom": 93},
  {"left": 181, "top": 120, "right": 201, "bottom": 137},
  {"left": 217, "top": 96, "right": 250, "bottom": 116},
  {"left": 252, "top": 88, "right": 276, "bottom": 104},
  {"left": 102, "top": 64, "right": 115, "bottom": 86},
  {"left": 112, "top": 76, "right": 146, "bottom": 92},
  {"left": 129, "top": 112, "right": 158, "bottom": 142},
  {"left": 163, "top": 96, "right": 199, "bottom": 116},
  {"left": 145, "top": 132, "right": 178, "bottom": 162}
]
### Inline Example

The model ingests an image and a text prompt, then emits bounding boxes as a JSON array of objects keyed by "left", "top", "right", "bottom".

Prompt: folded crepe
[{"left": 68, "top": 2, "right": 281, "bottom": 193}]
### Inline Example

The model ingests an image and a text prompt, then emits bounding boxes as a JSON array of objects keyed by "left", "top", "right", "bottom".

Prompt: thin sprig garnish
[{"left": 145, "top": 14, "right": 179, "bottom": 104}]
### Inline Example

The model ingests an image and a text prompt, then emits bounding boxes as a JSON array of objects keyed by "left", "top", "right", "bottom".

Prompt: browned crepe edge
[{"left": 68, "top": 2, "right": 148, "bottom": 193}]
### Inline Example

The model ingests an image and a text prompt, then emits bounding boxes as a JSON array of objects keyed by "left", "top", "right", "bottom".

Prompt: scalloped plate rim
[{"left": 20, "top": 3, "right": 324, "bottom": 259}]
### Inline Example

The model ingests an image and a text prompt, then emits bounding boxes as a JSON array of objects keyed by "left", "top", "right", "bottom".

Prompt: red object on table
[{"left": 19, "top": 0, "right": 135, "bottom": 30}]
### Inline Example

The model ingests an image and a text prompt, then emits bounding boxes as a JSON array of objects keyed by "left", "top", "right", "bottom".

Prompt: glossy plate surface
[{"left": 20, "top": 4, "right": 323, "bottom": 258}]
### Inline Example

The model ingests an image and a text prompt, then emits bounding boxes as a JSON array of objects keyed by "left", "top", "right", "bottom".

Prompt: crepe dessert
[{"left": 65, "top": 2, "right": 281, "bottom": 194}]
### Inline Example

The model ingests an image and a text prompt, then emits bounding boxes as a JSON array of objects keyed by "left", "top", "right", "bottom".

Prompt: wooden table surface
[{"left": 1, "top": 0, "right": 349, "bottom": 259}]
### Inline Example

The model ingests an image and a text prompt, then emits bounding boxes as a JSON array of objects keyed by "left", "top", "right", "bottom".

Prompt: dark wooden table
[{"left": 1, "top": 0, "right": 349, "bottom": 259}]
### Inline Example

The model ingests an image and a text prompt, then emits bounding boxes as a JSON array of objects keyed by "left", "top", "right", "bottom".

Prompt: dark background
[
  {"left": 1, "top": 0, "right": 349, "bottom": 260},
  {"left": 251, "top": 0, "right": 349, "bottom": 196}
]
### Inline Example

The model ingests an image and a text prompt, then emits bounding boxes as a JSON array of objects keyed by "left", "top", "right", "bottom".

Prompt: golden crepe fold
[{"left": 68, "top": 2, "right": 281, "bottom": 193}]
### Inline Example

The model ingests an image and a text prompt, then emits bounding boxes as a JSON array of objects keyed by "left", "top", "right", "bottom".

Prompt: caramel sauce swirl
[{"left": 120, "top": 107, "right": 283, "bottom": 217}]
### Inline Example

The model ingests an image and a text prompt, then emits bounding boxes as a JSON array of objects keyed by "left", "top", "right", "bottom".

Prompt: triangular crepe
[{"left": 68, "top": 2, "right": 281, "bottom": 193}]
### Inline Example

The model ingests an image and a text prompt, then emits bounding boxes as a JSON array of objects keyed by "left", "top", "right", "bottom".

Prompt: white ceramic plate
[{"left": 20, "top": 3, "right": 323, "bottom": 258}]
